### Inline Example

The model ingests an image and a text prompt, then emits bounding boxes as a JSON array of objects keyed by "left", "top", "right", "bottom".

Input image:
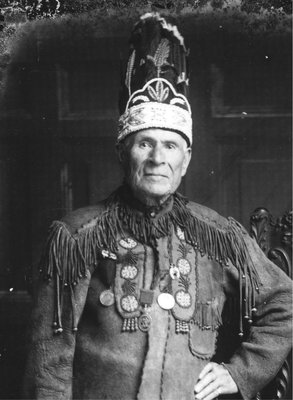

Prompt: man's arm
[
  {"left": 222, "top": 233, "right": 292, "bottom": 400},
  {"left": 195, "top": 230, "right": 292, "bottom": 400},
  {"left": 23, "top": 205, "right": 106, "bottom": 399},
  {"left": 23, "top": 266, "right": 91, "bottom": 399}
]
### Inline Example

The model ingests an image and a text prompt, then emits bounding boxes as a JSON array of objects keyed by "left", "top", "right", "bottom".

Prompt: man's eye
[
  {"left": 166, "top": 143, "right": 176, "bottom": 149},
  {"left": 139, "top": 141, "right": 151, "bottom": 148}
]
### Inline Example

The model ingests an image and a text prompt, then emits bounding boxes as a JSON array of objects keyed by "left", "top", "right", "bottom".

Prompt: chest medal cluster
[{"left": 99, "top": 226, "right": 199, "bottom": 334}]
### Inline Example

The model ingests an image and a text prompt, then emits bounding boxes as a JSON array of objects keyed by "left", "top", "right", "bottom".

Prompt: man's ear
[
  {"left": 181, "top": 147, "right": 192, "bottom": 177},
  {"left": 116, "top": 143, "right": 125, "bottom": 164}
]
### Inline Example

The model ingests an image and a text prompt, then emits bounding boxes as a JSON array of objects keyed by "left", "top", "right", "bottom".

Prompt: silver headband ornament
[
  {"left": 117, "top": 78, "right": 192, "bottom": 146},
  {"left": 117, "top": 13, "right": 193, "bottom": 146}
]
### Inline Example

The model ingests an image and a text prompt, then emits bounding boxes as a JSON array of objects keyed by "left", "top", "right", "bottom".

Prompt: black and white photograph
[{"left": 0, "top": 1, "right": 292, "bottom": 399}]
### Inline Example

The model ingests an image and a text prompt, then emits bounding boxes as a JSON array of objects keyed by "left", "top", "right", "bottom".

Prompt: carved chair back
[{"left": 250, "top": 208, "right": 292, "bottom": 400}]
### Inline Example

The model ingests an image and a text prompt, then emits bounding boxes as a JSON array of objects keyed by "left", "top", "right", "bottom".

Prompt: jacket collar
[{"left": 114, "top": 184, "right": 175, "bottom": 220}]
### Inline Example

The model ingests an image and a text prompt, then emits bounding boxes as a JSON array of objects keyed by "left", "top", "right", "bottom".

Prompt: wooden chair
[{"left": 250, "top": 208, "right": 292, "bottom": 400}]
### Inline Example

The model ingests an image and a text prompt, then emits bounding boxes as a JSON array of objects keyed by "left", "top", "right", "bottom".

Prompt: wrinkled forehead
[{"left": 123, "top": 128, "right": 190, "bottom": 149}]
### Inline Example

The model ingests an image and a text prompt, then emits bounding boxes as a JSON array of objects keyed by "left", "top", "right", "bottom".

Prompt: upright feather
[
  {"left": 147, "top": 38, "right": 170, "bottom": 77},
  {"left": 125, "top": 50, "right": 136, "bottom": 96}
]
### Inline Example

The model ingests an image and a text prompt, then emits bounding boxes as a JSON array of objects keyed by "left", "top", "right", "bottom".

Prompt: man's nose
[{"left": 149, "top": 145, "right": 166, "bottom": 164}]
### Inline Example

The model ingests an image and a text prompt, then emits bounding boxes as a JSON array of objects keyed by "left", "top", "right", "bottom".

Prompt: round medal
[
  {"left": 99, "top": 289, "right": 115, "bottom": 307},
  {"left": 138, "top": 313, "right": 152, "bottom": 332},
  {"left": 157, "top": 293, "right": 175, "bottom": 310}
]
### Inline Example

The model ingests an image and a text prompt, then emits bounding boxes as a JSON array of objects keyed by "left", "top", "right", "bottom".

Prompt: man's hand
[{"left": 194, "top": 362, "right": 238, "bottom": 400}]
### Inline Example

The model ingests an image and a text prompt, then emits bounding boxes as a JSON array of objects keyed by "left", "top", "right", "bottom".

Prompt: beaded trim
[{"left": 118, "top": 79, "right": 192, "bottom": 146}]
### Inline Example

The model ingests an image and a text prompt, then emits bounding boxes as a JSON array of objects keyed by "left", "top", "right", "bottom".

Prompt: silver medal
[
  {"left": 99, "top": 289, "right": 115, "bottom": 307},
  {"left": 157, "top": 293, "right": 175, "bottom": 310},
  {"left": 138, "top": 313, "right": 152, "bottom": 332}
]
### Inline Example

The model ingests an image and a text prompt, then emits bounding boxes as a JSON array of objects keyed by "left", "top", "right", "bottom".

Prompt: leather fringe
[
  {"left": 40, "top": 186, "right": 260, "bottom": 335},
  {"left": 192, "top": 301, "right": 223, "bottom": 331}
]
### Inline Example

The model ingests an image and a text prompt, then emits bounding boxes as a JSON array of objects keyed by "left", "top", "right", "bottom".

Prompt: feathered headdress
[{"left": 118, "top": 13, "right": 193, "bottom": 146}]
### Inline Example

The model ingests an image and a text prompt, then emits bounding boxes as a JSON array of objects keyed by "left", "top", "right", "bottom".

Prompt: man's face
[{"left": 120, "top": 129, "right": 191, "bottom": 204}]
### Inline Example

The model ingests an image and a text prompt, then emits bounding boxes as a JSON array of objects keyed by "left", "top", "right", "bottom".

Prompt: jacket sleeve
[
  {"left": 22, "top": 254, "right": 92, "bottom": 399},
  {"left": 223, "top": 230, "right": 292, "bottom": 400}
]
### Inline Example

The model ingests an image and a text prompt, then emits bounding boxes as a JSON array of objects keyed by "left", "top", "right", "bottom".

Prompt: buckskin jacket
[{"left": 23, "top": 185, "right": 292, "bottom": 400}]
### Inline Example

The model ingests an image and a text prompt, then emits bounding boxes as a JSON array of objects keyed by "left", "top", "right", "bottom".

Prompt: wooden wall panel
[{"left": 240, "top": 159, "right": 291, "bottom": 224}]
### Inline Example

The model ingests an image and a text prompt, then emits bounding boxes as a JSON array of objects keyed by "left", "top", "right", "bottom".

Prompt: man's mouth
[
  {"left": 144, "top": 174, "right": 168, "bottom": 181},
  {"left": 144, "top": 173, "right": 168, "bottom": 178}
]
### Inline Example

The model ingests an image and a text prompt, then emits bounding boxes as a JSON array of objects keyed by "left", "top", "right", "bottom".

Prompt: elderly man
[{"left": 23, "top": 13, "right": 292, "bottom": 400}]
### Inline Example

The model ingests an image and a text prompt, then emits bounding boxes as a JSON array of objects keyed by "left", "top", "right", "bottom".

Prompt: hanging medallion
[
  {"left": 100, "top": 289, "right": 115, "bottom": 307},
  {"left": 138, "top": 312, "right": 152, "bottom": 332},
  {"left": 157, "top": 293, "right": 175, "bottom": 310}
]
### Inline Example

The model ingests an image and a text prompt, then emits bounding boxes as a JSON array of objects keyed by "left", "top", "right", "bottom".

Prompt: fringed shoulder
[
  {"left": 184, "top": 200, "right": 261, "bottom": 335},
  {"left": 60, "top": 202, "right": 108, "bottom": 234},
  {"left": 186, "top": 200, "right": 230, "bottom": 230},
  {"left": 39, "top": 199, "right": 113, "bottom": 279},
  {"left": 38, "top": 200, "right": 113, "bottom": 333}
]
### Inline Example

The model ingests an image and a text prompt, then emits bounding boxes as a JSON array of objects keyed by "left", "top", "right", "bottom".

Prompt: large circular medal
[
  {"left": 99, "top": 289, "right": 115, "bottom": 307},
  {"left": 138, "top": 313, "right": 152, "bottom": 332},
  {"left": 157, "top": 293, "right": 175, "bottom": 310}
]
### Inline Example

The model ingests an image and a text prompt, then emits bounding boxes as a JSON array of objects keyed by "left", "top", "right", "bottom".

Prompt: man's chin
[{"left": 131, "top": 184, "right": 172, "bottom": 206}]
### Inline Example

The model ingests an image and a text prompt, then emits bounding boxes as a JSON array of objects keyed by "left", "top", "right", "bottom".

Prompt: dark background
[{"left": 0, "top": 10, "right": 291, "bottom": 399}]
